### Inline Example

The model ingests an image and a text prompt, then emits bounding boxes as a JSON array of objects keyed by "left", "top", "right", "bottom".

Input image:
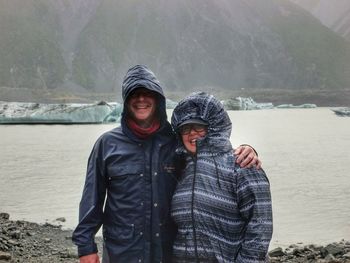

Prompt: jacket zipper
[{"left": 191, "top": 154, "right": 199, "bottom": 262}]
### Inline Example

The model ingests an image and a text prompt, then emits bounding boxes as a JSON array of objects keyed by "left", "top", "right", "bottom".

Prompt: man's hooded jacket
[
  {"left": 171, "top": 92, "right": 273, "bottom": 263},
  {"left": 73, "top": 65, "right": 178, "bottom": 263}
]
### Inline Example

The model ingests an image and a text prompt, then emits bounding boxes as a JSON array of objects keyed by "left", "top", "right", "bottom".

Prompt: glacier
[
  {"left": 331, "top": 107, "right": 350, "bottom": 117},
  {"left": 0, "top": 97, "right": 320, "bottom": 124},
  {"left": 0, "top": 99, "right": 179, "bottom": 124},
  {"left": 223, "top": 97, "right": 274, "bottom": 110},
  {"left": 223, "top": 97, "right": 317, "bottom": 110},
  {"left": 0, "top": 101, "right": 122, "bottom": 124}
]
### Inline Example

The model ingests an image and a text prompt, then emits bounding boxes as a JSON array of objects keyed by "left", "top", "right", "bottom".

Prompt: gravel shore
[
  {"left": 1, "top": 212, "right": 349, "bottom": 262},
  {"left": 0, "top": 212, "right": 102, "bottom": 263}
]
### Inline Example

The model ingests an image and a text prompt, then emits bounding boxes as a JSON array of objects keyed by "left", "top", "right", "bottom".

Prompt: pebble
[
  {"left": 55, "top": 217, "right": 66, "bottom": 222},
  {"left": 0, "top": 252, "right": 11, "bottom": 260}
]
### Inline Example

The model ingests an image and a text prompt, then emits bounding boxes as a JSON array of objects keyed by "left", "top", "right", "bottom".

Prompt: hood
[
  {"left": 171, "top": 92, "right": 232, "bottom": 154},
  {"left": 121, "top": 65, "right": 167, "bottom": 123}
]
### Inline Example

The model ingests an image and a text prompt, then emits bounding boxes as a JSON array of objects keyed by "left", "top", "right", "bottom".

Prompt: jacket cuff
[
  {"left": 240, "top": 144, "right": 258, "bottom": 156},
  {"left": 77, "top": 243, "right": 98, "bottom": 257}
]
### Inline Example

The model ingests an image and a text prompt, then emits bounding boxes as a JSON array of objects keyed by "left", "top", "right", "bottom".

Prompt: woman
[{"left": 171, "top": 92, "right": 273, "bottom": 263}]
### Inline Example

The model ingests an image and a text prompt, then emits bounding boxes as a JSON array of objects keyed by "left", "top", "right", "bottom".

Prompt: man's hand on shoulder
[
  {"left": 235, "top": 145, "right": 262, "bottom": 169},
  {"left": 80, "top": 253, "right": 100, "bottom": 263}
]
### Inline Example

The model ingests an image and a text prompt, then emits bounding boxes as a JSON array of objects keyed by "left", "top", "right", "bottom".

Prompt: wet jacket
[
  {"left": 171, "top": 92, "right": 273, "bottom": 263},
  {"left": 72, "top": 65, "right": 179, "bottom": 263}
]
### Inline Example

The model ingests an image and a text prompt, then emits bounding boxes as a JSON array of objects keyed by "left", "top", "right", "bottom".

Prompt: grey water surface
[{"left": 0, "top": 108, "right": 349, "bottom": 248}]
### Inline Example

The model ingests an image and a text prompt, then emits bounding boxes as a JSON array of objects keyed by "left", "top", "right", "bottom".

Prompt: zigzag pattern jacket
[{"left": 171, "top": 92, "right": 273, "bottom": 263}]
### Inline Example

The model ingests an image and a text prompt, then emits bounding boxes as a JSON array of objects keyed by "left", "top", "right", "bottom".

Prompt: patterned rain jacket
[{"left": 171, "top": 92, "right": 273, "bottom": 263}]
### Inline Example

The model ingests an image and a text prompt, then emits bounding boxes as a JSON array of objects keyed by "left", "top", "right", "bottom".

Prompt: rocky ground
[
  {"left": 0, "top": 213, "right": 102, "bottom": 263},
  {"left": 1, "top": 212, "right": 349, "bottom": 262},
  {"left": 269, "top": 242, "right": 350, "bottom": 263}
]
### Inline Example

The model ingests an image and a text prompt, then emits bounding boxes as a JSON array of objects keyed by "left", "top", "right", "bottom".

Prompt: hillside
[
  {"left": 0, "top": 0, "right": 349, "bottom": 105},
  {"left": 291, "top": 0, "right": 350, "bottom": 41}
]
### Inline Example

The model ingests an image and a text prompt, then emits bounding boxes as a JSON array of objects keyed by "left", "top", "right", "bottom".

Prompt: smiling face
[
  {"left": 127, "top": 88, "right": 157, "bottom": 127},
  {"left": 179, "top": 124, "right": 208, "bottom": 154}
]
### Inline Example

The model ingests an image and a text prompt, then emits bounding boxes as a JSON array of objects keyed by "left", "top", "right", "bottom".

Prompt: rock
[
  {"left": 324, "top": 253, "right": 336, "bottom": 261},
  {"left": 59, "top": 248, "right": 78, "bottom": 259},
  {"left": 309, "top": 244, "right": 324, "bottom": 251},
  {"left": 55, "top": 217, "right": 66, "bottom": 223},
  {"left": 292, "top": 247, "right": 304, "bottom": 256},
  {"left": 0, "top": 252, "right": 11, "bottom": 260},
  {"left": 6, "top": 226, "right": 16, "bottom": 232},
  {"left": 10, "top": 230, "right": 21, "bottom": 239},
  {"left": 0, "top": 213, "right": 10, "bottom": 220},
  {"left": 306, "top": 253, "right": 316, "bottom": 259},
  {"left": 343, "top": 252, "right": 350, "bottom": 259},
  {"left": 289, "top": 244, "right": 298, "bottom": 248},
  {"left": 7, "top": 239, "right": 20, "bottom": 246},
  {"left": 96, "top": 101, "right": 108, "bottom": 106},
  {"left": 43, "top": 222, "right": 61, "bottom": 228},
  {"left": 26, "top": 231, "right": 34, "bottom": 236},
  {"left": 43, "top": 238, "right": 52, "bottom": 243},
  {"left": 325, "top": 244, "right": 344, "bottom": 256},
  {"left": 320, "top": 247, "right": 328, "bottom": 258},
  {"left": 269, "top": 247, "right": 285, "bottom": 257}
]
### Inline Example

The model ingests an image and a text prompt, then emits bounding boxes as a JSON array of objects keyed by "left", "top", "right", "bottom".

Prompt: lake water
[{"left": 0, "top": 108, "right": 349, "bottom": 249}]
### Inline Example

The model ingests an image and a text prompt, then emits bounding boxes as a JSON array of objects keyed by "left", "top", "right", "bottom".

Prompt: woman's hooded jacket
[
  {"left": 72, "top": 65, "right": 179, "bottom": 263},
  {"left": 171, "top": 92, "right": 273, "bottom": 263}
]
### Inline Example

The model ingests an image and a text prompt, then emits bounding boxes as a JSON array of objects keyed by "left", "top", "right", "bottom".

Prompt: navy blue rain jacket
[{"left": 72, "top": 65, "right": 179, "bottom": 263}]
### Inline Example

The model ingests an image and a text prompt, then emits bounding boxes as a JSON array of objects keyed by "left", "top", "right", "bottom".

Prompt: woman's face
[{"left": 179, "top": 124, "right": 208, "bottom": 154}]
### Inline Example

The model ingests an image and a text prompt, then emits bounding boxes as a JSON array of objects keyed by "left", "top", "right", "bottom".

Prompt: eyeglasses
[
  {"left": 178, "top": 124, "right": 208, "bottom": 135},
  {"left": 129, "top": 89, "right": 156, "bottom": 99}
]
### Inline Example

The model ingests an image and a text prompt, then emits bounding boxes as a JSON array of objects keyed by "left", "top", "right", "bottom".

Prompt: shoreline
[
  {"left": 1, "top": 213, "right": 349, "bottom": 262},
  {"left": 0, "top": 213, "right": 103, "bottom": 263}
]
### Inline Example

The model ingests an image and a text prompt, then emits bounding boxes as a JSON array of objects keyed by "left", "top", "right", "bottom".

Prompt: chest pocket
[{"left": 106, "top": 164, "right": 144, "bottom": 191}]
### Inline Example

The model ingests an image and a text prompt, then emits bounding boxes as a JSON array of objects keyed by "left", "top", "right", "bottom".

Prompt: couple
[{"left": 72, "top": 65, "right": 272, "bottom": 263}]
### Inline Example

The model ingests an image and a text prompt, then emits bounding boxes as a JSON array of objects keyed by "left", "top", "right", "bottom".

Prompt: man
[{"left": 72, "top": 65, "right": 261, "bottom": 263}]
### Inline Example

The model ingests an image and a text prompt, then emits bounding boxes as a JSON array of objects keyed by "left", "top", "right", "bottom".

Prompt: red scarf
[{"left": 127, "top": 118, "right": 160, "bottom": 139}]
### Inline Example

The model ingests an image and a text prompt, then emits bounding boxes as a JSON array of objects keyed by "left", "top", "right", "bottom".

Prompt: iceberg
[
  {"left": 331, "top": 107, "right": 350, "bottom": 117},
  {"left": 0, "top": 101, "right": 122, "bottom": 124},
  {"left": 166, "top": 98, "right": 178, "bottom": 109},
  {"left": 223, "top": 97, "right": 274, "bottom": 110},
  {"left": 276, "top": 104, "right": 317, "bottom": 109},
  {"left": 223, "top": 97, "right": 318, "bottom": 111},
  {"left": 0, "top": 98, "right": 179, "bottom": 124}
]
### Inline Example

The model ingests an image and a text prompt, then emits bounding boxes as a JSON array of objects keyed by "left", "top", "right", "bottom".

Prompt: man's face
[{"left": 127, "top": 88, "right": 157, "bottom": 127}]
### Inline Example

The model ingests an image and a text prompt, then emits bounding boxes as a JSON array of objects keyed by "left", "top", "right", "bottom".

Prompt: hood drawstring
[
  {"left": 191, "top": 154, "right": 199, "bottom": 263},
  {"left": 209, "top": 144, "right": 222, "bottom": 189}
]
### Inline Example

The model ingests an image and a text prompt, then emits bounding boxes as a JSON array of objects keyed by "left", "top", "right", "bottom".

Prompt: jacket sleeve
[
  {"left": 72, "top": 138, "right": 107, "bottom": 257},
  {"left": 235, "top": 167, "right": 273, "bottom": 263}
]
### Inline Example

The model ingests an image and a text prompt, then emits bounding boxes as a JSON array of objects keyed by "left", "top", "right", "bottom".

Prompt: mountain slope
[
  {"left": 291, "top": 0, "right": 350, "bottom": 41},
  {"left": 0, "top": 0, "right": 349, "bottom": 105},
  {"left": 0, "top": 0, "right": 67, "bottom": 89},
  {"left": 72, "top": 0, "right": 350, "bottom": 93}
]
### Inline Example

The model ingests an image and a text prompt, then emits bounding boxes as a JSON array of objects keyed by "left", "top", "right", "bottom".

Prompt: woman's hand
[{"left": 235, "top": 145, "right": 262, "bottom": 169}]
